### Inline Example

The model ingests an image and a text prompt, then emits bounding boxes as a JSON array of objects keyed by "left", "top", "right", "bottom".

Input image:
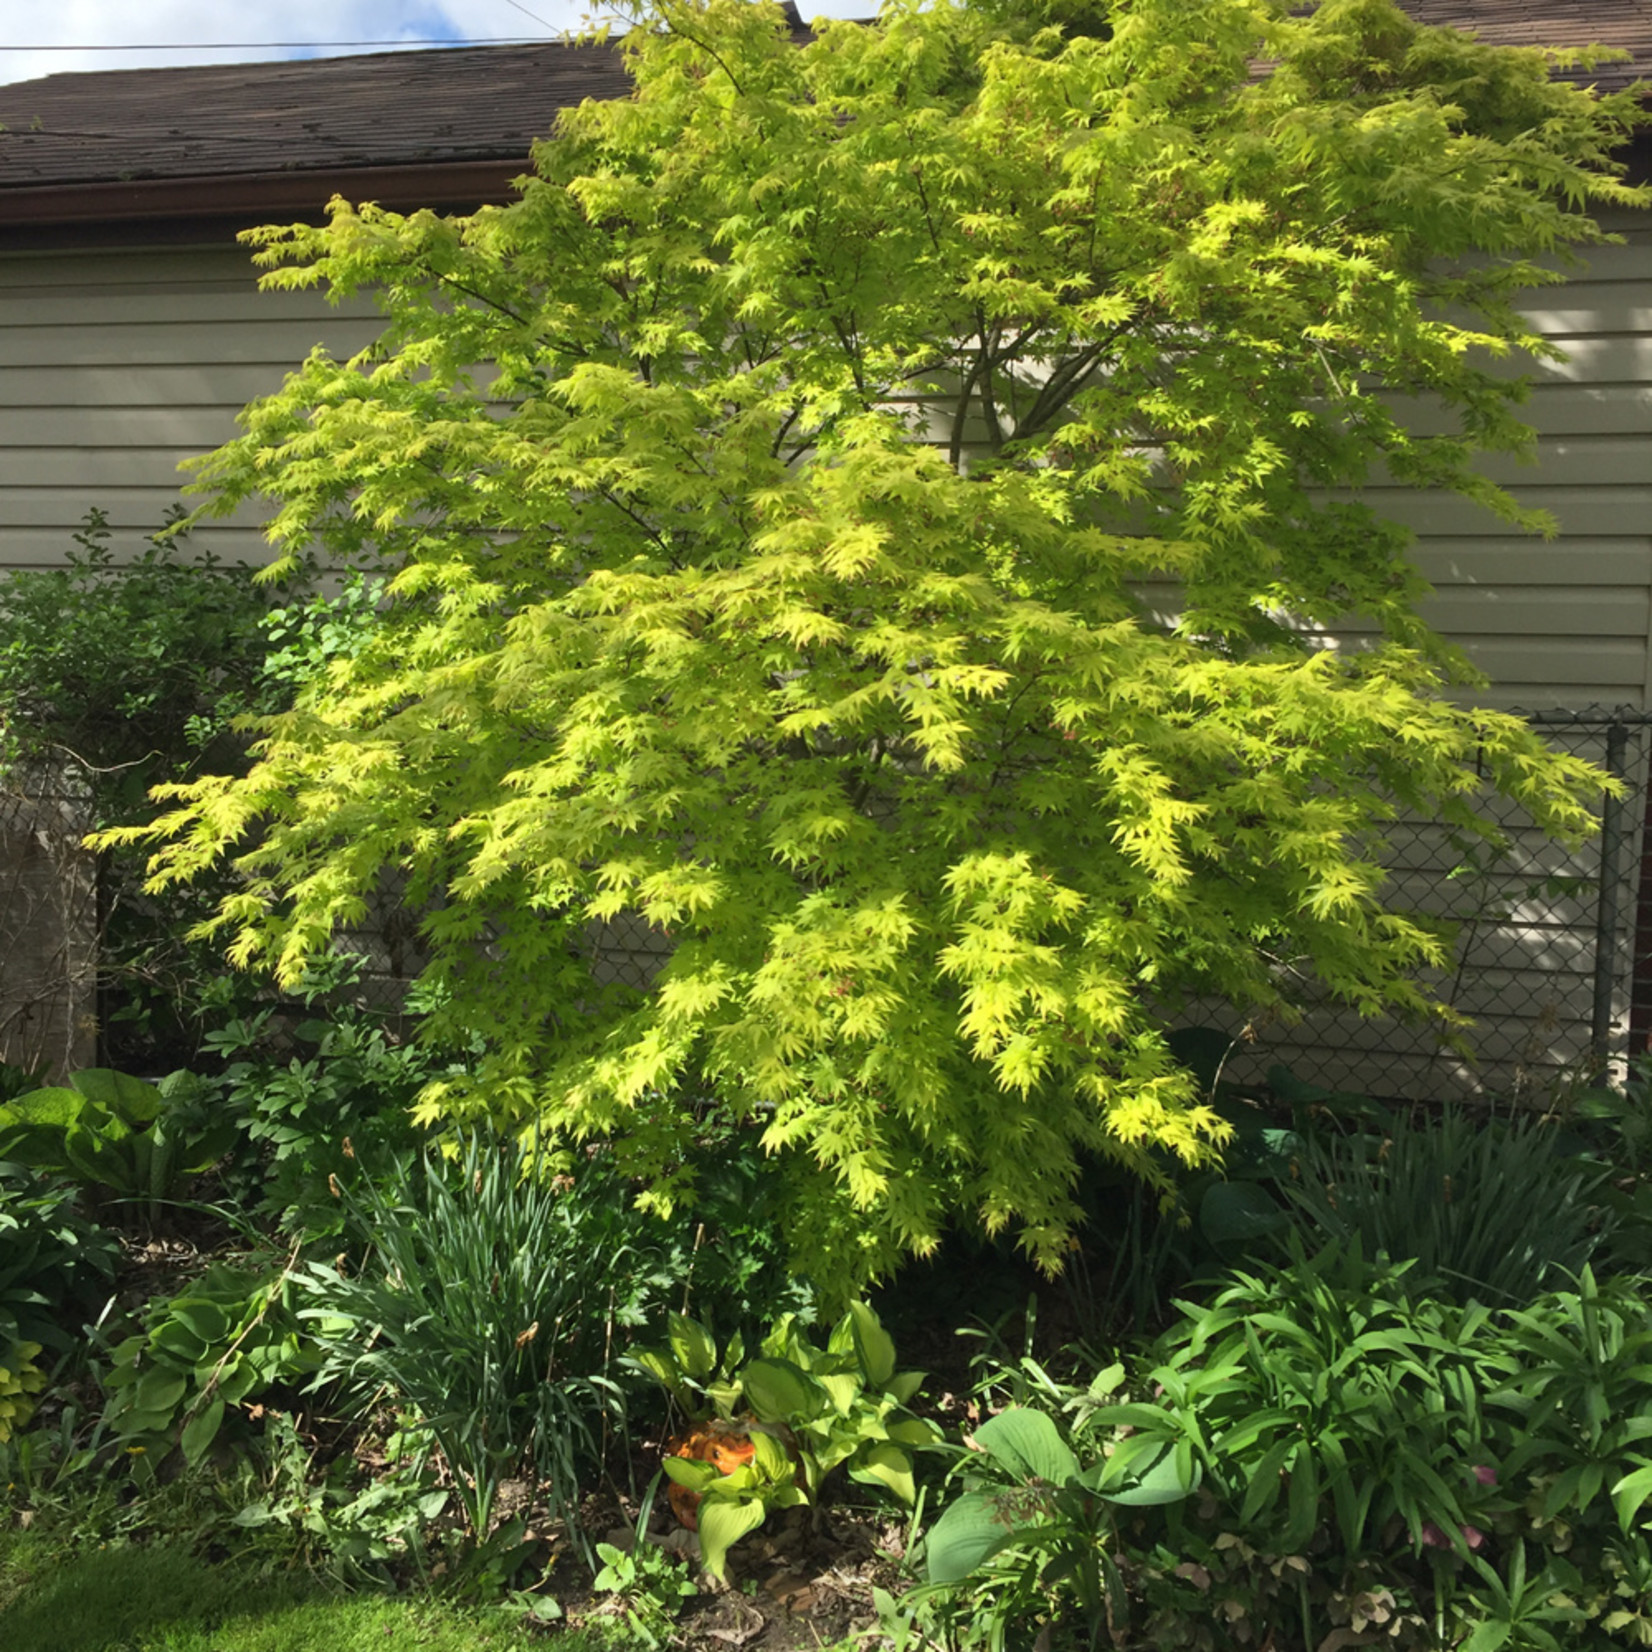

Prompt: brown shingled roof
[
  {"left": 1404, "top": 0, "right": 1652, "bottom": 93},
  {"left": 0, "top": 39, "right": 631, "bottom": 192},
  {"left": 0, "top": 3, "right": 1644, "bottom": 233}
]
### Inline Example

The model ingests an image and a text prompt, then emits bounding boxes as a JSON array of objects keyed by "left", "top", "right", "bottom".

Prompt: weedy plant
[
  {"left": 227, "top": 1407, "right": 453, "bottom": 1587},
  {"left": 591, "top": 1528, "right": 697, "bottom": 1648}
]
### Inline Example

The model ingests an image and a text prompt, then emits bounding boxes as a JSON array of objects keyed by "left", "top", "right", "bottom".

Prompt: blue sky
[{"left": 0, "top": 1, "right": 876, "bottom": 87}]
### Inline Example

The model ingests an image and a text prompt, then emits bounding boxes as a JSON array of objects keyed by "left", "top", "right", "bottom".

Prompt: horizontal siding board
[
  {"left": 1519, "top": 287, "right": 1652, "bottom": 335},
  {"left": 0, "top": 365, "right": 313, "bottom": 408},
  {"left": 0, "top": 451, "right": 212, "bottom": 488},
  {"left": 0, "top": 319, "right": 384, "bottom": 369},
  {"left": 1379, "top": 827, "right": 1607, "bottom": 882},
  {"left": 1413, "top": 540, "right": 1652, "bottom": 586},
  {"left": 1237, "top": 1005, "right": 1593, "bottom": 1064},
  {"left": 1490, "top": 336, "right": 1652, "bottom": 385},
  {"left": 1389, "top": 384, "right": 1652, "bottom": 436},
  {"left": 1458, "top": 927, "right": 1598, "bottom": 974},
  {"left": 1371, "top": 487, "right": 1652, "bottom": 537},
  {"left": 1461, "top": 683, "right": 1645, "bottom": 712},
  {"left": 1534, "top": 236, "right": 1652, "bottom": 285},
  {"left": 0, "top": 408, "right": 247, "bottom": 448},
  {"left": 0, "top": 287, "right": 380, "bottom": 329},
  {"left": 0, "top": 248, "right": 262, "bottom": 288},
  {"left": 1441, "top": 972, "right": 1594, "bottom": 1023},
  {"left": 0, "top": 525, "right": 274, "bottom": 569},
  {"left": 1415, "top": 587, "right": 1650, "bottom": 637},
  {"left": 1458, "top": 636, "right": 1647, "bottom": 686},
  {"left": 1468, "top": 435, "right": 1652, "bottom": 487},
  {"left": 1385, "top": 867, "right": 1604, "bottom": 925}
]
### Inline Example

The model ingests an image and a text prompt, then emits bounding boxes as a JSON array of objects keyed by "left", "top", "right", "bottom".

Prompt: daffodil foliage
[{"left": 130, "top": 0, "right": 1643, "bottom": 1287}]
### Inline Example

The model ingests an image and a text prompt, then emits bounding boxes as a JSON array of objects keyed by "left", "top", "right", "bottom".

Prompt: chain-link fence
[{"left": 1214, "top": 705, "right": 1652, "bottom": 1104}]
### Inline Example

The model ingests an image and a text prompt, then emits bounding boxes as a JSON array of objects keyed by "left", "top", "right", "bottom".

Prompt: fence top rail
[{"left": 1516, "top": 705, "right": 1652, "bottom": 728}]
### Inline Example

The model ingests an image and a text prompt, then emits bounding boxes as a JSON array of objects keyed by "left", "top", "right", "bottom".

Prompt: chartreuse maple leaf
[{"left": 109, "top": 0, "right": 1642, "bottom": 1294}]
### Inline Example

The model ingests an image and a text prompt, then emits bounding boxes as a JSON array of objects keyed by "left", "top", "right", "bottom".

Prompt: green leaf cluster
[
  {"left": 638, "top": 1301, "right": 937, "bottom": 1576},
  {"left": 0, "top": 1341, "right": 46, "bottom": 1443},
  {"left": 921, "top": 1254, "right": 1652, "bottom": 1650},
  {"left": 0, "top": 510, "right": 298, "bottom": 805},
  {"left": 0, "top": 1164, "right": 116, "bottom": 1368},
  {"left": 102, "top": 1260, "right": 316, "bottom": 1473},
  {"left": 297, "top": 1137, "right": 666, "bottom": 1543},
  {"left": 0, "top": 1069, "right": 238, "bottom": 1229},
  {"left": 123, "top": 0, "right": 1645, "bottom": 1289}
]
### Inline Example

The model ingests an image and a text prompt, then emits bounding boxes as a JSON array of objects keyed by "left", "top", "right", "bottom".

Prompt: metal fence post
[{"left": 1592, "top": 713, "right": 1632, "bottom": 1072}]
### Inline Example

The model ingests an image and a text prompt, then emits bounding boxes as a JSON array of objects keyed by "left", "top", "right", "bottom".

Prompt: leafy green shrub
[
  {"left": 0, "top": 510, "right": 290, "bottom": 793},
  {"left": 0, "top": 510, "right": 324, "bottom": 1072},
  {"left": 913, "top": 1250, "right": 1652, "bottom": 1652},
  {"left": 0, "top": 1163, "right": 116, "bottom": 1366},
  {"left": 0, "top": 1068, "right": 237, "bottom": 1230},
  {"left": 101, "top": 1258, "right": 318, "bottom": 1473},
  {"left": 655, "top": 1128, "right": 816, "bottom": 1342},
  {"left": 226, "top": 1407, "right": 454, "bottom": 1587},
  {"left": 298, "top": 1137, "right": 675, "bottom": 1544},
  {"left": 920, "top": 1399, "right": 1188, "bottom": 1652},
  {"left": 202, "top": 1006, "right": 439, "bottom": 1236},
  {"left": 1280, "top": 1108, "right": 1608, "bottom": 1305}
]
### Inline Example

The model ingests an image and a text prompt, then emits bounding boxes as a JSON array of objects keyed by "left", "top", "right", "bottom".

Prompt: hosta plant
[
  {"left": 0, "top": 1068, "right": 237, "bottom": 1228},
  {"left": 102, "top": 1259, "right": 317, "bottom": 1474},
  {"left": 922, "top": 1399, "right": 1198, "bottom": 1652},
  {"left": 0, "top": 1341, "right": 46, "bottom": 1442},
  {"left": 634, "top": 1301, "right": 937, "bottom": 1577}
]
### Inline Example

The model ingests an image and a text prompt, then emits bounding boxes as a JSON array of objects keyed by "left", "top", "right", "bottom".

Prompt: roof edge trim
[{"left": 0, "top": 158, "right": 530, "bottom": 228}]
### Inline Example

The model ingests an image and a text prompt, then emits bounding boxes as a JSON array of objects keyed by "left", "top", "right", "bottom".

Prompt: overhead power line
[{"left": 0, "top": 38, "right": 573, "bottom": 53}]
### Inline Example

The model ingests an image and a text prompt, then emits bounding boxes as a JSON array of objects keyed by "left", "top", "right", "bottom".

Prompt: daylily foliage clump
[{"left": 126, "top": 0, "right": 1644, "bottom": 1289}]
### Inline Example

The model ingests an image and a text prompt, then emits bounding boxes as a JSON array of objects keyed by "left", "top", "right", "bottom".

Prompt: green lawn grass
[{"left": 0, "top": 1528, "right": 597, "bottom": 1652}]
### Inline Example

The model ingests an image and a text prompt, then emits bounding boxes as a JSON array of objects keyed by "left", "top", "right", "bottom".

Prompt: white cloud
[{"left": 0, "top": 0, "right": 876, "bottom": 87}]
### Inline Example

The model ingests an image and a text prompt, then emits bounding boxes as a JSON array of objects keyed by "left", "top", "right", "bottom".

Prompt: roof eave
[{"left": 0, "top": 157, "right": 530, "bottom": 233}]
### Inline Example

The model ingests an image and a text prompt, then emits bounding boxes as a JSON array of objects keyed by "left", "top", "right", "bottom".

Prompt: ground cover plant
[{"left": 115, "top": 0, "right": 1645, "bottom": 1295}]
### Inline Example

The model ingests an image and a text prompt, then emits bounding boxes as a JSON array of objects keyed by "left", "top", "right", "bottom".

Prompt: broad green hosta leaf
[
  {"left": 850, "top": 1441, "right": 916, "bottom": 1505},
  {"left": 925, "top": 1488, "right": 1042, "bottom": 1584},
  {"left": 668, "top": 1311, "right": 717, "bottom": 1382},
  {"left": 971, "top": 1407, "right": 1080, "bottom": 1487},
  {"left": 180, "top": 1397, "right": 226, "bottom": 1466},
  {"left": 661, "top": 1456, "right": 719, "bottom": 1490},
  {"left": 697, "top": 1496, "right": 769, "bottom": 1581},
  {"left": 741, "top": 1357, "right": 824, "bottom": 1427},
  {"left": 69, "top": 1070, "right": 161, "bottom": 1130},
  {"left": 843, "top": 1301, "right": 897, "bottom": 1388}
]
